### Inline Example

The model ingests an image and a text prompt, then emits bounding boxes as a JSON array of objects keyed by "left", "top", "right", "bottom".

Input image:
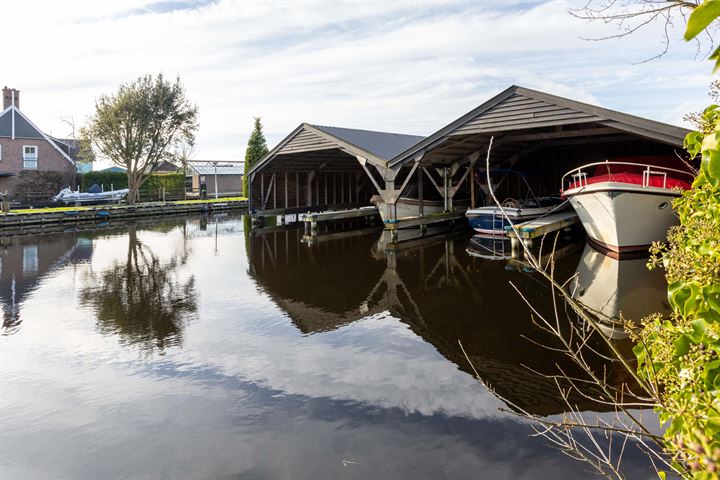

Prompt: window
[
  {"left": 22, "top": 245, "right": 38, "bottom": 274},
  {"left": 23, "top": 145, "right": 37, "bottom": 169}
]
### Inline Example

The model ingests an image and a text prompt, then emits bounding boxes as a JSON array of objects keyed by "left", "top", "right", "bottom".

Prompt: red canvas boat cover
[{"left": 563, "top": 156, "right": 692, "bottom": 192}]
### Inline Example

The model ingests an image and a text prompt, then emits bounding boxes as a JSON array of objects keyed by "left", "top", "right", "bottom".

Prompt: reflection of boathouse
[
  {"left": 248, "top": 226, "right": 632, "bottom": 417},
  {"left": 0, "top": 232, "right": 93, "bottom": 334}
]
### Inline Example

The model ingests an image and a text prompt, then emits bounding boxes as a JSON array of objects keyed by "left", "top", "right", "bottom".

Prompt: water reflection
[
  {"left": 0, "top": 216, "right": 661, "bottom": 479},
  {"left": 79, "top": 226, "right": 197, "bottom": 352},
  {"left": 0, "top": 233, "right": 92, "bottom": 335},
  {"left": 570, "top": 243, "right": 669, "bottom": 339},
  {"left": 248, "top": 226, "right": 632, "bottom": 417}
]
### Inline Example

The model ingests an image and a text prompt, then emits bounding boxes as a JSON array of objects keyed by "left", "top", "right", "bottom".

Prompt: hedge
[{"left": 79, "top": 171, "right": 186, "bottom": 199}]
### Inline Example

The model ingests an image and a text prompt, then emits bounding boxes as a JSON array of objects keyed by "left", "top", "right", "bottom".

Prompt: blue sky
[{"left": 3, "top": 0, "right": 715, "bottom": 165}]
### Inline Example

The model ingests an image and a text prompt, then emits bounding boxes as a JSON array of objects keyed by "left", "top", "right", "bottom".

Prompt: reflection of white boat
[
  {"left": 562, "top": 159, "right": 693, "bottom": 253},
  {"left": 54, "top": 187, "right": 129, "bottom": 205},
  {"left": 466, "top": 234, "right": 513, "bottom": 260},
  {"left": 570, "top": 243, "right": 668, "bottom": 338}
]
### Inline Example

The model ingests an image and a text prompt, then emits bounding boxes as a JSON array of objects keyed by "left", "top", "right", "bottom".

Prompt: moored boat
[
  {"left": 465, "top": 196, "right": 568, "bottom": 235},
  {"left": 561, "top": 158, "right": 693, "bottom": 253},
  {"left": 53, "top": 187, "right": 129, "bottom": 205}
]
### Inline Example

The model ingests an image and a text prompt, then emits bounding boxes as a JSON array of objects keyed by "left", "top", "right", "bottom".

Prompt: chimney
[{"left": 2, "top": 87, "right": 19, "bottom": 109}]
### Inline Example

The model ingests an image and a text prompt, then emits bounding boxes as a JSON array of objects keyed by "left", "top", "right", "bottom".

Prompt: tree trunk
[{"left": 127, "top": 173, "right": 139, "bottom": 204}]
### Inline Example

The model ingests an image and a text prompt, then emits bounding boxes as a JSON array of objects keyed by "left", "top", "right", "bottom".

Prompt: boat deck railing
[{"left": 561, "top": 161, "right": 695, "bottom": 191}]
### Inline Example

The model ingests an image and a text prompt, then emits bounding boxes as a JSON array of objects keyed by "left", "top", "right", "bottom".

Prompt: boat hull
[
  {"left": 465, "top": 200, "right": 568, "bottom": 235},
  {"left": 371, "top": 196, "right": 468, "bottom": 222},
  {"left": 564, "top": 182, "right": 680, "bottom": 253}
]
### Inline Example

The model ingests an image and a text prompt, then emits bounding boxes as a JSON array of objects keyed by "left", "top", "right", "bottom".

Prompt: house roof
[
  {"left": 0, "top": 106, "right": 75, "bottom": 164},
  {"left": 388, "top": 85, "right": 690, "bottom": 168},
  {"left": 189, "top": 161, "right": 244, "bottom": 176}
]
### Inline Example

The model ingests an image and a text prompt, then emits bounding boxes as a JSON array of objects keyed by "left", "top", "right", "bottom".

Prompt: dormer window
[{"left": 23, "top": 146, "right": 37, "bottom": 169}]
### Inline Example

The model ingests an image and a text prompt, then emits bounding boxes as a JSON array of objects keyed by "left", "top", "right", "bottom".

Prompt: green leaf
[
  {"left": 674, "top": 334, "right": 692, "bottom": 356},
  {"left": 685, "top": 0, "right": 720, "bottom": 41},
  {"left": 691, "top": 319, "right": 709, "bottom": 341},
  {"left": 706, "top": 416, "right": 720, "bottom": 435},
  {"left": 702, "top": 147, "right": 720, "bottom": 187},
  {"left": 658, "top": 470, "right": 667, "bottom": 480}
]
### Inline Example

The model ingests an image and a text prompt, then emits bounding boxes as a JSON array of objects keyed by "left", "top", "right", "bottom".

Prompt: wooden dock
[
  {"left": 0, "top": 198, "right": 247, "bottom": 230},
  {"left": 383, "top": 212, "right": 466, "bottom": 241},
  {"left": 302, "top": 206, "right": 379, "bottom": 235},
  {"left": 504, "top": 210, "right": 580, "bottom": 258}
]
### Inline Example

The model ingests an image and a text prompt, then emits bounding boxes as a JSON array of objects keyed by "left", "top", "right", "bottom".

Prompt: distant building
[
  {"left": 152, "top": 160, "right": 180, "bottom": 173},
  {"left": 0, "top": 87, "right": 78, "bottom": 201},
  {"left": 187, "top": 161, "right": 243, "bottom": 197},
  {"left": 99, "top": 166, "right": 126, "bottom": 174}
]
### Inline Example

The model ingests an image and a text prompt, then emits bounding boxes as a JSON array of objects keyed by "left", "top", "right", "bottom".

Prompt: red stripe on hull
[{"left": 587, "top": 237, "right": 651, "bottom": 256}]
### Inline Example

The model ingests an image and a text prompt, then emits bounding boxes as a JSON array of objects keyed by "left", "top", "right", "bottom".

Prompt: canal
[{"left": 0, "top": 213, "right": 666, "bottom": 479}]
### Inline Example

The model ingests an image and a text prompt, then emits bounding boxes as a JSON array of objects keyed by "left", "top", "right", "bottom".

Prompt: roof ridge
[{"left": 310, "top": 123, "right": 424, "bottom": 139}]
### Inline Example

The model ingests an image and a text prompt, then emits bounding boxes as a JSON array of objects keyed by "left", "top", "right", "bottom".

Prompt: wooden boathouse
[{"left": 247, "top": 85, "right": 689, "bottom": 231}]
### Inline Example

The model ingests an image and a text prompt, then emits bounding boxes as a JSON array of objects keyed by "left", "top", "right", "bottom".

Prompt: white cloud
[{"left": 2, "top": 0, "right": 713, "bottom": 167}]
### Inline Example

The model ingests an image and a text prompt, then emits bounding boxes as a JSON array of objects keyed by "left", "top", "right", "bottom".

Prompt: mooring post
[{"left": 511, "top": 236, "right": 522, "bottom": 259}]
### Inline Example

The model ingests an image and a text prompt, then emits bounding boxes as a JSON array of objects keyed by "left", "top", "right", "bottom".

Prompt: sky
[{"left": 2, "top": 0, "right": 716, "bottom": 168}]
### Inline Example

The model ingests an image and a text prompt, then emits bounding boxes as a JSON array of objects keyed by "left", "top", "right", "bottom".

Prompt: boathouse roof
[
  {"left": 388, "top": 85, "right": 690, "bottom": 168},
  {"left": 248, "top": 123, "right": 424, "bottom": 176}
]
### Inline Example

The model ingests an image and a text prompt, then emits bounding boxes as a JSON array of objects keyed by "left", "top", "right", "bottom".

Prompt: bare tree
[{"left": 569, "top": 1, "right": 716, "bottom": 63}]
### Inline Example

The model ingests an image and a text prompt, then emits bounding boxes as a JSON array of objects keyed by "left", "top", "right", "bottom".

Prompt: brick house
[{"left": 0, "top": 87, "right": 77, "bottom": 201}]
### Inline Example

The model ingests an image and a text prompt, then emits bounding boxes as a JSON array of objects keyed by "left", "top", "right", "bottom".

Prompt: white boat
[
  {"left": 561, "top": 159, "right": 693, "bottom": 253},
  {"left": 53, "top": 187, "right": 129, "bottom": 205},
  {"left": 465, "top": 197, "right": 568, "bottom": 234},
  {"left": 570, "top": 243, "right": 669, "bottom": 339},
  {"left": 370, "top": 195, "right": 469, "bottom": 222}
]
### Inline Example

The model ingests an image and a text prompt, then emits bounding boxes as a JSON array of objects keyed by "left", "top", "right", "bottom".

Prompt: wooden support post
[
  {"left": 295, "top": 171, "right": 299, "bottom": 207},
  {"left": 324, "top": 173, "right": 328, "bottom": 205},
  {"left": 284, "top": 172, "right": 288, "bottom": 208},
  {"left": 273, "top": 172, "right": 277, "bottom": 209},
  {"left": 315, "top": 174, "right": 319, "bottom": 206},
  {"left": 443, "top": 168, "right": 449, "bottom": 212},
  {"left": 333, "top": 173, "right": 337, "bottom": 204},
  {"left": 260, "top": 173, "right": 264, "bottom": 207},
  {"left": 470, "top": 164, "right": 476, "bottom": 209},
  {"left": 341, "top": 172, "right": 345, "bottom": 204},
  {"left": 307, "top": 172, "right": 313, "bottom": 206},
  {"left": 418, "top": 166, "right": 424, "bottom": 217}
]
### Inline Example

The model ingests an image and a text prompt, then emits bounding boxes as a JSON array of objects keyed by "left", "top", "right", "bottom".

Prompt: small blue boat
[{"left": 466, "top": 197, "right": 567, "bottom": 235}]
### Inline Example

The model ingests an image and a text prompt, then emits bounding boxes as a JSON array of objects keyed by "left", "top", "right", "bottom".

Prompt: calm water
[{"left": 0, "top": 214, "right": 667, "bottom": 479}]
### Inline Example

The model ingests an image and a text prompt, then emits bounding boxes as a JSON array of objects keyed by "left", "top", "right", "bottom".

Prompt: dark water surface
[{"left": 0, "top": 214, "right": 665, "bottom": 479}]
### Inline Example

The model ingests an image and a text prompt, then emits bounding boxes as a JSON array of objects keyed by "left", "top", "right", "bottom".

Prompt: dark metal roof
[
  {"left": 310, "top": 125, "right": 423, "bottom": 161},
  {"left": 247, "top": 123, "right": 424, "bottom": 178},
  {"left": 388, "top": 85, "right": 690, "bottom": 167}
]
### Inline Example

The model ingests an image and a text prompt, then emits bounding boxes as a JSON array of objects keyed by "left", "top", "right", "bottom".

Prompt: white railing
[{"left": 561, "top": 160, "right": 694, "bottom": 192}]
